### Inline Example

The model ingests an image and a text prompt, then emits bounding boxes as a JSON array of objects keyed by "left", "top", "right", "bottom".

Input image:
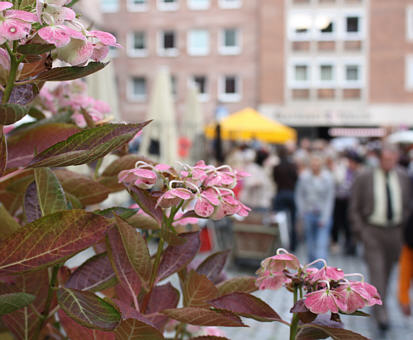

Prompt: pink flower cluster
[
  {"left": 0, "top": 1, "right": 120, "bottom": 66},
  {"left": 119, "top": 161, "right": 251, "bottom": 220},
  {"left": 37, "top": 80, "right": 110, "bottom": 127},
  {"left": 256, "top": 249, "right": 382, "bottom": 315}
]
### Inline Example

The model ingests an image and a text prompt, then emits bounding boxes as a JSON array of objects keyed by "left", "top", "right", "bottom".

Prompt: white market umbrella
[
  {"left": 86, "top": 60, "right": 120, "bottom": 121},
  {"left": 140, "top": 67, "right": 178, "bottom": 164},
  {"left": 181, "top": 83, "right": 206, "bottom": 163},
  {"left": 388, "top": 130, "right": 413, "bottom": 144}
]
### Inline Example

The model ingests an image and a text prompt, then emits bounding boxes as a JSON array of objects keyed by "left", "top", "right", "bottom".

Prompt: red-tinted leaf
[
  {"left": 115, "top": 317, "right": 164, "bottom": 340},
  {"left": 0, "top": 203, "right": 20, "bottom": 240},
  {"left": 34, "top": 167, "right": 67, "bottom": 216},
  {"left": 106, "top": 226, "right": 142, "bottom": 309},
  {"left": 28, "top": 122, "right": 150, "bottom": 168},
  {"left": 17, "top": 43, "right": 55, "bottom": 55},
  {"left": 296, "top": 324, "right": 370, "bottom": 340},
  {"left": 162, "top": 307, "right": 246, "bottom": 327},
  {"left": 57, "top": 287, "right": 121, "bottom": 331},
  {"left": 7, "top": 84, "right": 37, "bottom": 106},
  {"left": 0, "top": 292, "right": 35, "bottom": 316},
  {"left": 58, "top": 309, "right": 115, "bottom": 340},
  {"left": 114, "top": 216, "right": 152, "bottom": 289},
  {"left": 0, "top": 133, "right": 6, "bottom": 176},
  {"left": 209, "top": 292, "right": 282, "bottom": 322},
  {"left": 184, "top": 270, "right": 218, "bottom": 307},
  {"left": 291, "top": 299, "right": 317, "bottom": 324},
  {"left": 7, "top": 123, "right": 80, "bottom": 168},
  {"left": 0, "top": 104, "right": 28, "bottom": 125},
  {"left": 216, "top": 277, "right": 257, "bottom": 296},
  {"left": 0, "top": 270, "right": 50, "bottom": 339},
  {"left": 0, "top": 169, "right": 33, "bottom": 215},
  {"left": 145, "top": 283, "right": 180, "bottom": 331},
  {"left": 130, "top": 187, "right": 163, "bottom": 224},
  {"left": 157, "top": 232, "right": 200, "bottom": 282},
  {"left": 23, "top": 181, "right": 42, "bottom": 223},
  {"left": 0, "top": 210, "right": 114, "bottom": 274},
  {"left": 55, "top": 169, "right": 111, "bottom": 205},
  {"left": 36, "top": 62, "right": 107, "bottom": 81},
  {"left": 65, "top": 252, "right": 117, "bottom": 292},
  {"left": 196, "top": 250, "right": 230, "bottom": 284},
  {"left": 127, "top": 211, "right": 160, "bottom": 231}
]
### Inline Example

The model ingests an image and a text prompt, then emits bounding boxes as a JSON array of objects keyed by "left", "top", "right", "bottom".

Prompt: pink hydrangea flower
[
  {"left": 260, "top": 252, "right": 300, "bottom": 273},
  {"left": 0, "top": 2, "right": 13, "bottom": 11},
  {"left": 335, "top": 283, "right": 368, "bottom": 314},
  {"left": 156, "top": 188, "right": 194, "bottom": 209},
  {"left": 311, "top": 266, "right": 345, "bottom": 283},
  {"left": 256, "top": 270, "right": 291, "bottom": 291},
  {"left": 202, "top": 327, "right": 226, "bottom": 337},
  {"left": 348, "top": 281, "right": 382, "bottom": 307},
  {"left": 119, "top": 168, "right": 157, "bottom": 190},
  {"left": 38, "top": 25, "right": 84, "bottom": 48},
  {"left": 304, "top": 288, "right": 347, "bottom": 314},
  {"left": 0, "top": 47, "right": 10, "bottom": 70}
]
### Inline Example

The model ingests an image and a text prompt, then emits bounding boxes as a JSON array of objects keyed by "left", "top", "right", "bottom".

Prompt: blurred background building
[{"left": 100, "top": 0, "right": 413, "bottom": 138}]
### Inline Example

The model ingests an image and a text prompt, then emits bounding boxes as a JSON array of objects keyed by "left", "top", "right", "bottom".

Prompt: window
[
  {"left": 342, "top": 62, "right": 363, "bottom": 88},
  {"left": 295, "top": 65, "right": 309, "bottom": 81},
  {"left": 219, "top": 0, "right": 242, "bottom": 9},
  {"left": 100, "top": 0, "right": 118, "bottom": 12},
  {"left": 289, "top": 13, "right": 312, "bottom": 40},
  {"left": 346, "top": 17, "right": 359, "bottom": 33},
  {"left": 316, "top": 14, "right": 335, "bottom": 39},
  {"left": 127, "top": 0, "right": 147, "bottom": 11},
  {"left": 219, "top": 28, "right": 241, "bottom": 55},
  {"left": 192, "top": 75, "right": 208, "bottom": 100},
  {"left": 129, "top": 77, "right": 147, "bottom": 101},
  {"left": 159, "top": 30, "right": 178, "bottom": 56},
  {"left": 128, "top": 31, "right": 147, "bottom": 57},
  {"left": 187, "top": 30, "right": 209, "bottom": 56},
  {"left": 158, "top": 0, "right": 179, "bottom": 11},
  {"left": 345, "top": 65, "right": 359, "bottom": 81},
  {"left": 320, "top": 65, "right": 334, "bottom": 81},
  {"left": 188, "top": 0, "right": 209, "bottom": 10},
  {"left": 219, "top": 75, "right": 241, "bottom": 102}
]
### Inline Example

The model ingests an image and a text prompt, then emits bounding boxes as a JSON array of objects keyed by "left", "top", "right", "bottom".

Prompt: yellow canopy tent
[{"left": 205, "top": 107, "right": 296, "bottom": 144}]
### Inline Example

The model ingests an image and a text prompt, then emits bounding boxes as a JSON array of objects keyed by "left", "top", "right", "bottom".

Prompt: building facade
[{"left": 101, "top": 0, "right": 413, "bottom": 133}]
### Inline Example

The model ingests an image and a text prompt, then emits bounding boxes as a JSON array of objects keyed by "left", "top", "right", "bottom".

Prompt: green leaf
[
  {"left": 216, "top": 277, "right": 257, "bottom": 296},
  {"left": 57, "top": 287, "right": 120, "bottom": 331},
  {"left": 34, "top": 167, "right": 67, "bottom": 216},
  {"left": 0, "top": 104, "right": 28, "bottom": 125},
  {"left": 27, "top": 106, "right": 46, "bottom": 120},
  {"left": 0, "top": 169, "right": 33, "bottom": 215},
  {"left": 162, "top": 307, "right": 246, "bottom": 327},
  {"left": 115, "top": 317, "right": 164, "bottom": 340},
  {"left": 55, "top": 169, "right": 111, "bottom": 205},
  {"left": 183, "top": 270, "right": 218, "bottom": 307},
  {"left": 0, "top": 203, "right": 21, "bottom": 241},
  {"left": 114, "top": 215, "right": 152, "bottom": 289},
  {"left": 17, "top": 43, "right": 55, "bottom": 55},
  {"left": 0, "top": 210, "right": 114, "bottom": 275},
  {"left": 0, "top": 133, "right": 6, "bottom": 176},
  {"left": 65, "top": 252, "right": 117, "bottom": 292},
  {"left": 28, "top": 122, "right": 151, "bottom": 168},
  {"left": 209, "top": 292, "right": 283, "bottom": 322},
  {"left": 36, "top": 62, "right": 108, "bottom": 81},
  {"left": 125, "top": 211, "right": 160, "bottom": 230},
  {"left": 0, "top": 293, "right": 35, "bottom": 316},
  {"left": 296, "top": 324, "right": 370, "bottom": 340}
]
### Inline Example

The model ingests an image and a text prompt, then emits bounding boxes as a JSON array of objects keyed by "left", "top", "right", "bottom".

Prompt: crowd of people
[{"left": 223, "top": 137, "right": 413, "bottom": 333}]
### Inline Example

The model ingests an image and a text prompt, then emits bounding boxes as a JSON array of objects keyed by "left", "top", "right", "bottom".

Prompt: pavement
[{"left": 222, "top": 246, "right": 413, "bottom": 340}]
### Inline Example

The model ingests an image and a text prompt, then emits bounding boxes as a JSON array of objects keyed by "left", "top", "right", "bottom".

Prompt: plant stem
[
  {"left": 174, "top": 322, "right": 185, "bottom": 340},
  {"left": 2, "top": 46, "right": 20, "bottom": 104},
  {"left": 33, "top": 265, "right": 59, "bottom": 340},
  {"left": 289, "top": 287, "right": 299, "bottom": 340}
]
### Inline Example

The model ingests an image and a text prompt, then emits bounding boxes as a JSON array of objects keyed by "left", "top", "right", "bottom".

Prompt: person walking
[
  {"left": 273, "top": 146, "right": 299, "bottom": 251},
  {"left": 349, "top": 144, "right": 411, "bottom": 331},
  {"left": 295, "top": 153, "right": 335, "bottom": 265}
]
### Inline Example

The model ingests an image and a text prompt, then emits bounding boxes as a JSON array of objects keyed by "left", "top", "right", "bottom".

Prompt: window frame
[
  {"left": 187, "top": 0, "right": 210, "bottom": 10},
  {"left": 127, "top": 31, "right": 148, "bottom": 57},
  {"left": 128, "top": 76, "right": 147, "bottom": 102},
  {"left": 187, "top": 29, "right": 210, "bottom": 56},
  {"left": 218, "top": 75, "right": 241, "bottom": 102},
  {"left": 157, "top": 0, "right": 179, "bottom": 11},
  {"left": 315, "top": 11, "right": 337, "bottom": 41},
  {"left": 316, "top": 59, "right": 336, "bottom": 88},
  {"left": 288, "top": 10, "right": 313, "bottom": 41},
  {"left": 288, "top": 59, "right": 312, "bottom": 89},
  {"left": 127, "top": 0, "right": 148, "bottom": 12},
  {"left": 341, "top": 10, "right": 365, "bottom": 40},
  {"left": 341, "top": 58, "right": 364, "bottom": 88},
  {"left": 219, "top": 28, "right": 241, "bottom": 55},
  {"left": 191, "top": 75, "right": 209, "bottom": 101},
  {"left": 218, "top": 0, "right": 242, "bottom": 9},
  {"left": 158, "top": 30, "right": 179, "bottom": 57},
  {"left": 100, "top": 0, "right": 119, "bottom": 13}
]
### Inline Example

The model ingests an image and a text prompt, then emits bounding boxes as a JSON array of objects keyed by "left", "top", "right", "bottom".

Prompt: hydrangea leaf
[
  {"left": 0, "top": 293, "right": 35, "bottom": 316},
  {"left": 36, "top": 62, "right": 108, "bottom": 81}
]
